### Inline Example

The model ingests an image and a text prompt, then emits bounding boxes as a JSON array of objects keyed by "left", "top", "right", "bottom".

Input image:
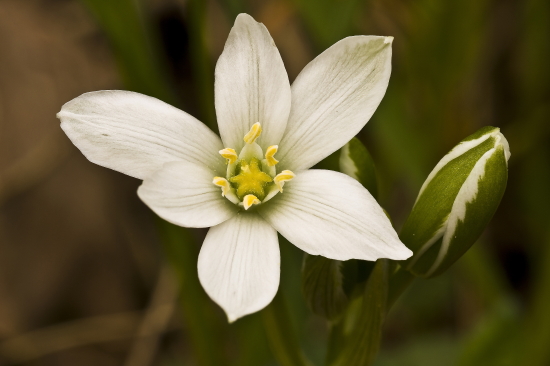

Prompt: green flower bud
[
  {"left": 401, "top": 126, "right": 510, "bottom": 278},
  {"left": 339, "top": 137, "right": 378, "bottom": 198}
]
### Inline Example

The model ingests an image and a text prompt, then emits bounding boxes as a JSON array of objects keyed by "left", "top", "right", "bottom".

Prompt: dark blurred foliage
[{"left": 0, "top": 0, "right": 548, "bottom": 365}]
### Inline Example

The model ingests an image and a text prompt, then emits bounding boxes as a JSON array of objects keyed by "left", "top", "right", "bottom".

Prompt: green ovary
[{"left": 229, "top": 158, "right": 273, "bottom": 200}]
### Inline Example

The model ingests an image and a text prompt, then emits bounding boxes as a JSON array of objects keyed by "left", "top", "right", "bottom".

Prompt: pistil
[{"left": 229, "top": 159, "right": 273, "bottom": 200}]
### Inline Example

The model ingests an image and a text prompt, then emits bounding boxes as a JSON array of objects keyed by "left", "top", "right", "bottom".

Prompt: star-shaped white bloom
[{"left": 58, "top": 13, "right": 412, "bottom": 322}]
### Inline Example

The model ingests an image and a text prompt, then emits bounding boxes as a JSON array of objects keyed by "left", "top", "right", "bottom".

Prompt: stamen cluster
[{"left": 213, "top": 123, "right": 295, "bottom": 210}]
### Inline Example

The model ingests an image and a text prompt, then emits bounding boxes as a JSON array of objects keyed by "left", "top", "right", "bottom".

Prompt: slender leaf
[
  {"left": 329, "top": 259, "right": 389, "bottom": 366},
  {"left": 261, "top": 290, "right": 313, "bottom": 366},
  {"left": 302, "top": 255, "right": 348, "bottom": 321}
]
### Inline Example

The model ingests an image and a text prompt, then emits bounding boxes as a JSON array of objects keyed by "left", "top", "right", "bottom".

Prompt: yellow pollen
[
  {"left": 274, "top": 170, "right": 295, "bottom": 192},
  {"left": 242, "top": 194, "right": 261, "bottom": 210},
  {"left": 213, "top": 176, "right": 231, "bottom": 196},
  {"left": 219, "top": 148, "right": 238, "bottom": 164},
  {"left": 265, "top": 145, "right": 279, "bottom": 166},
  {"left": 229, "top": 159, "right": 272, "bottom": 200},
  {"left": 243, "top": 122, "right": 262, "bottom": 144}
]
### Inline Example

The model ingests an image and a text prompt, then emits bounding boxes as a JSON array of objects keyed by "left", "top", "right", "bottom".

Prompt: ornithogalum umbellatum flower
[{"left": 58, "top": 13, "right": 412, "bottom": 321}]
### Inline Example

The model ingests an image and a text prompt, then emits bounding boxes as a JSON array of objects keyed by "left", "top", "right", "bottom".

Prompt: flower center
[
  {"left": 229, "top": 158, "right": 272, "bottom": 200},
  {"left": 212, "top": 123, "right": 295, "bottom": 210}
]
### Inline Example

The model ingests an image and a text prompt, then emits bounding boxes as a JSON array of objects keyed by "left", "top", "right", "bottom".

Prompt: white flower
[{"left": 58, "top": 13, "right": 412, "bottom": 322}]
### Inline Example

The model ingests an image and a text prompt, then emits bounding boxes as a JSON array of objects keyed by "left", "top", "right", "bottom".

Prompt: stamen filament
[
  {"left": 242, "top": 194, "right": 261, "bottom": 210},
  {"left": 265, "top": 145, "right": 279, "bottom": 166},
  {"left": 219, "top": 148, "right": 238, "bottom": 164},
  {"left": 274, "top": 170, "right": 295, "bottom": 192},
  {"left": 243, "top": 122, "right": 262, "bottom": 144}
]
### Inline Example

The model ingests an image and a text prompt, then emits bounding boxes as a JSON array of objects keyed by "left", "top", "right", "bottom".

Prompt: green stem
[
  {"left": 521, "top": 232, "right": 550, "bottom": 365},
  {"left": 80, "top": 0, "right": 176, "bottom": 104},
  {"left": 261, "top": 290, "right": 313, "bottom": 366},
  {"left": 327, "top": 260, "right": 390, "bottom": 366},
  {"left": 387, "top": 265, "right": 416, "bottom": 310},
  {"left": 158, "top": 220, "right": 225, "bottom": 366},
  {"left": 187, "top": 0, "right": 217, "bottom": 132},
  {"left": 457, "top": 243, "right": 509, "bottom": 307}
]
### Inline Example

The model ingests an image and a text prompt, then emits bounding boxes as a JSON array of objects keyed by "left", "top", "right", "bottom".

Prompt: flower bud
[
  {"left": 401, "top": 126, "right": 510, "bottom": 278},
  {"left": 339, "top": 137, "right": 378, "bottom": 198}
]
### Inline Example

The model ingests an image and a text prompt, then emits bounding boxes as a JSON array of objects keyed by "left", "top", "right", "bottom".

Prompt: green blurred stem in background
[
  {"left": 327, "top": 260, "right": 389, "bottom": 366},
  {"left": 186, "top": 0, "right": 218, "bottom": 132},
  {"left": 261, "top": 291, "right": 313, "bottom": 366},
  {"left": 157, "top": 220, "right": 224, "bottom": 366},
  {"left": 80, "top": 0, "right": 176, "bottom": 105},
  {"left": 386, "top": 265, "right": 415, "bottom": 309}
]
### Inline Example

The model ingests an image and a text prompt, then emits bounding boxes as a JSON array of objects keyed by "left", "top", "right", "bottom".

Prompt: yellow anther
[
  {"left": 219, "top": 148, "right": 238, "bottom": 164},
  {"left": 265, "top": 145, "right": 279, "bottom": 166},
  {"left": 213, "top": 176, "right": 231, "bottom": 197},
  {"left": 274, "top": 170, "right": 295, "bottom": 192},
  {"left": 242, "top": 194, "right": 261, "bottom": 210},
  {"left": 243, "top": 122, "right": 262, "bottom": 144}
]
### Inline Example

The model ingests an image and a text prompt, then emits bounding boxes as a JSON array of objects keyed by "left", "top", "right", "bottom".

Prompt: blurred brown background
[{"left": 0, "top": 0, "right": 549, "bottom": 365}]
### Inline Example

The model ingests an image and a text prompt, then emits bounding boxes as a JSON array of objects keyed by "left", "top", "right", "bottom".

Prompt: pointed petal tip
[
  {"left": 216, "top": 11, "right": 290, "bottom": 150},
  {"left": 259, "top": 170, "right": 411, "bottom": 262},
  {"left": 277, "top": 36, "right": 393, "bottom": 171},
  {"left": 198, "top": 214, "right": 280, "bottom": 325},
  {"left": 393, "top": 246, "right": 414, "bottom": 261},
  {"left": 58, "top": 90, "right": 224, "bottom": 179},
  {"left": 236, "top": 12, "right": 253, "bottom": 19},
  {"left": 341, "top": 245, "right": 413, "bottom": 262},
  {"left": 234, "top": 13, "right": 257, "bottom": 26},
  {"left": 226, "top": 312, "right": 240, "bottom": 323}
]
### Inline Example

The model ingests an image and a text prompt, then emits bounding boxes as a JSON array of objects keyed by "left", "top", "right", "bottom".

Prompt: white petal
[
  {"left": 198, "top": 213, "right": 280, "bottom": 322},
  {"left": 277, "top": 36, "right": 393, "bottom": 172},
  {"left": 215, "top": 13, "right": 291, "bottom": 151},
  {"left": 58, "top": 90, "right": 225, "bottom": 179},
  {"left": 258, "top": 169, "right": 412, "bottom": 261},
  {"left": 137, "top": 161, "right": 238, "bottom": 228}
]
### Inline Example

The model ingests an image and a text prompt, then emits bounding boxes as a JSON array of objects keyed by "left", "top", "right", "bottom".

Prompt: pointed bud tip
[{"left": 494, "top": 131, "right": 511, "bottom": 162}]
